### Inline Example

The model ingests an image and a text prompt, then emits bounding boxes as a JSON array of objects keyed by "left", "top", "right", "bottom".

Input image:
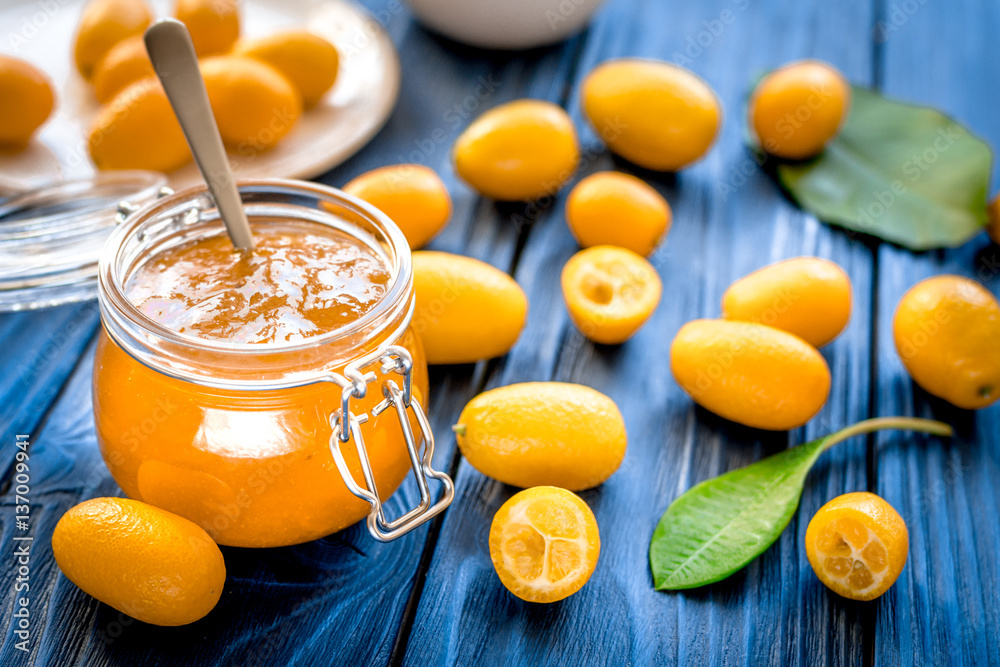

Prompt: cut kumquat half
[
  {"left": 489, "top": 486, "right": 600, "bottom": 603},
  {"left": 805, "top": 491, "right": 908, "bottom": 601},
  {"left": 561, "top": 245, "right": 662, "bottom": 345}
]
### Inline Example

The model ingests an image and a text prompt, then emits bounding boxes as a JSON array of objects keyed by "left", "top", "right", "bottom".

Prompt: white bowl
[{"left": 403, "top": 0, "right": 606, "bottom": 49}]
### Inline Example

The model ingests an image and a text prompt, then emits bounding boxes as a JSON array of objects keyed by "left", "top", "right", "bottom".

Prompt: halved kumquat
[
  {"left": 561, "top": 245, "right": 661, "bottom": 344},
  {"left": 489, "top": 486, "right": 600, "bottom": 603},
  {"left": 805, "top": 491, "right": 908, "bottom": 601}
]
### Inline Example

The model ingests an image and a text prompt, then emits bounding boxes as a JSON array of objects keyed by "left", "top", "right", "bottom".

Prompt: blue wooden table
[{"left": 3, "top": 0, "right": 999, "bottom": 664}]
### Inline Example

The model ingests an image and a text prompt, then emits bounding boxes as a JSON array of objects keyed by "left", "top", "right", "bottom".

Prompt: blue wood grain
[
  {"left": 873, "top": 1, "right": 1000, "bottom": 664},
  {"left": 0, "top": 303, "right": 99, "bottom": 481},
  {"left": 2, "top": 0, "right": 997, "bottom": 664},
  {"left": 402, "top": 0, "right": 883, "bottom": 665}
]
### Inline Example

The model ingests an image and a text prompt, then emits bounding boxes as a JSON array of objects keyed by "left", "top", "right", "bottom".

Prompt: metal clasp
[{"left": 327, "top": 345, "right": 455, "bottom": 542}]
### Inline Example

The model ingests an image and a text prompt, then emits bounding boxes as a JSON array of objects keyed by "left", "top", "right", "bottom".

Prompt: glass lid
[{"left": 0, "top": 170, "right": 168, "bottom": 312}]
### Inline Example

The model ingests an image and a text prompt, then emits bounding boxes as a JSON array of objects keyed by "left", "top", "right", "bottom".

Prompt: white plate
[{"left": 0, "top": 0, "right": 400, "bottom": 189}]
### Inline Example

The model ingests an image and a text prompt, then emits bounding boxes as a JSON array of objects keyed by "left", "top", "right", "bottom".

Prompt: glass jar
[{"left": 94, "top": 179, "right": 453, "bottom": 547}]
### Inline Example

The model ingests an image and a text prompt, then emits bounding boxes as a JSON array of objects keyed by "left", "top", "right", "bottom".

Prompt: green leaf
[
  {"left": 650, "top": 417, "right": 953, "bottom": 591},
  {"left": 772, "top": 87, "right": 992, "bottom": 250}
]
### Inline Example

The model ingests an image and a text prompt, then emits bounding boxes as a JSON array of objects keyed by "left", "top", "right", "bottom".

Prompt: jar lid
[{"left": 0, "top": 171, "right": 168, "bottom": 312}]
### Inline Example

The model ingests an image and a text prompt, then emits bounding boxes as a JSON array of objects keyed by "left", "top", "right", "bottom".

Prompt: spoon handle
[{"left": 144, "top": 19, "right": 254, "bottom": 250}]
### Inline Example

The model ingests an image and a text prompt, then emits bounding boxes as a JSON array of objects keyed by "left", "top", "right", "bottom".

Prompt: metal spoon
[{"left": 144, "top": 19, "right": 254, "bottom": 250}]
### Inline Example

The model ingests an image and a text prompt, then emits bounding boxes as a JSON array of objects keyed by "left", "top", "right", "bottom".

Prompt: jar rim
[{"left": 97, "top": 178, "right": 414, "bottom": 388}]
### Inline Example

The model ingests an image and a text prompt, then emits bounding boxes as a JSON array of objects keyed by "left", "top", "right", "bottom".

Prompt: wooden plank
[
  {"left": 402, "top": 0, "right": 880, "bottom": 664},
  {"left": 874, "top": 1, "right": 1000, "bottom": 664},
  {"left": 0, "top": 3, "right": 590, "bottom": 664},
  {"left": 0, "top": 303, "right": 100, "bottom": 481}
]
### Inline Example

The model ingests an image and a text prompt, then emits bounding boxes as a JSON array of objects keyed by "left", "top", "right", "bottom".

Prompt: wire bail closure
[{"left": 327, "top": 345, "right": 455, "bottom": 542}]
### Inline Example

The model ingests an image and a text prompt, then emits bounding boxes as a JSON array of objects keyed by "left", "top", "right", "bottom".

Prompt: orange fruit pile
[{"left": 72, "top": 0, "right": 340, "bottom": 172}]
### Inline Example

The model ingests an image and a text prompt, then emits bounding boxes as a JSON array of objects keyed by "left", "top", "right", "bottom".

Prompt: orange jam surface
[
  {"left": 127, "top": 226, "right": 391, "bottom": 343},
  {"left": 94, "top": 222, "right": 428, "bottom": 548}
]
